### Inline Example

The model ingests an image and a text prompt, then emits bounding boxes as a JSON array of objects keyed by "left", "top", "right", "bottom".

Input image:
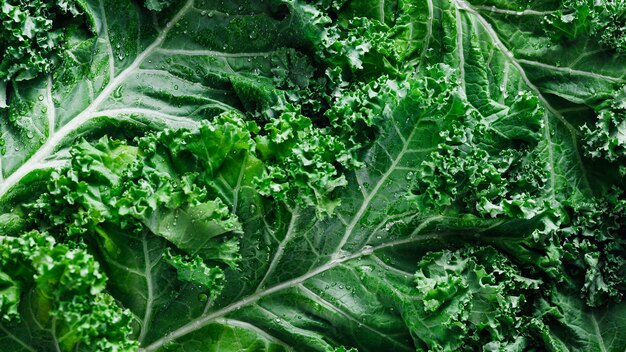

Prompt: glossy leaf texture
[{"left": 0, "top": 0, "right": 625, "bottom": 351}]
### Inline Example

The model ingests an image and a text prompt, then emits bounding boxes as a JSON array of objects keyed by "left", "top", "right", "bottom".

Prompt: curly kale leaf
[
  {"left": 0, "top": 230, "right": 136, "bottom": 351},
  {"left": 412, "top": 246, "right": 541, "bottom": 351},
  {"left": 581, "top": 85, "right": 626, "bottom": 161},
  {"left": 0, "top": 0, "right": 84, "bottom": 82},
  {"left": 546, "top": 0, "right": 626, "bottom": 52}
]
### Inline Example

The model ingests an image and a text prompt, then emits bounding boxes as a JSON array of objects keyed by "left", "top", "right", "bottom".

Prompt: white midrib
[
  {"left": 139, "top": 234, "right": 156, "bottom": 343},
  {"left": 141, "top": 230, "right": 447, "bottom": 352},
  {"left": 50, "top": 318, "right": 61, "bottom": 352},
  {"left": 91, "top": 108, "right": 197, "bottom": 127},
  {"left": 156, "top": 48, "right": 273, "bottom": 58},
  {"left": 0, "top": 0, "right": 194, "bottom": 199},
  {"left": 417, "top": 0, "right": 434, "bottom": 71},
  {"left": 455, "top": 5, "right": 467, "bottom": 96},
  {"left": 46, "top": 76, "right": 56, "bottom": 137},
  {"left": 517, "top": 59, "right": 624, "bottom": 83},
  {"left": 591, "top": 314, "right": 608, "bottom": 352},
  {"left": 255, "top": 207, "right": 299, "bottom": 292},
  {"left": 0, "top": 323, "right": 36, "bottom": 352},
  {"left": 214, "top": 318, "right": 294, "bottom": 351},
  {"left": 473, "top": 5, "right": 559, "bottom": 16},
  {"left": 542, "top": 111, "right": 557, "bottom": 200},
  {"left": 231, "top": 153, "right": 248, "bottom": 213},
  {"left": 297, "top": 284, "right": 413, "bottom": 351},
  {"left": 331, "top": 110, "right": 425, "bottom": 260},
  {"left": 98, "top": 0, "right": 116, "bottom": 78}
]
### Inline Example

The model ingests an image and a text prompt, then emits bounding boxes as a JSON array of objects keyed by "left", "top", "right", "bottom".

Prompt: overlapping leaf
[{"left": 0, "top": 0, "right": 625, "bottom": 351}]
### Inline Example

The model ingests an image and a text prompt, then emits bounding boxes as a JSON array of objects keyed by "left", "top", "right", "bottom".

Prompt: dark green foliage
[{"left": 0, "top": 0, "right": 625, "bottom": 351}]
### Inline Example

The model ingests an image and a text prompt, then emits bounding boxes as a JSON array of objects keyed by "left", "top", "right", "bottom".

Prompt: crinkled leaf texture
[{"left": 0, "top": 0, "right": 626, "bottom": 351}]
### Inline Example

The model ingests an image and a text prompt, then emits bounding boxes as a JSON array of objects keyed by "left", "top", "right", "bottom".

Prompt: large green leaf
[
  {"left": 1, "top": 0, "right": 625, "bottom": 351},
  {"left": 0, "top": 0, "right": 296, "bottom": 200}
]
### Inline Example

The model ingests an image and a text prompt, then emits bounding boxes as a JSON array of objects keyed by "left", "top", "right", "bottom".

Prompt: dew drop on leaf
[{"left": 113, "top": 86, "right": 124, "bottom": 99}]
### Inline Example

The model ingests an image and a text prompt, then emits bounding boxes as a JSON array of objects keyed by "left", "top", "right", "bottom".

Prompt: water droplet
[
  {"left": 113, "top": 85, "right": 124, "bottom": 99},
  {"left": 38, "top": 95, "right": 44, "bottom": 101},
  {"left": 173, "top": 84, "right": 179, "bottom": 90},
  {"left": 198, "top": 293, "right": 208, "bottom": 302}
]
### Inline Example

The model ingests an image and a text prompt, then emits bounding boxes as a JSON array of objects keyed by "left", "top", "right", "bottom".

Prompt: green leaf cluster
[{"left": 0, "top": 0, "right": 625, "bottom": 351}]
